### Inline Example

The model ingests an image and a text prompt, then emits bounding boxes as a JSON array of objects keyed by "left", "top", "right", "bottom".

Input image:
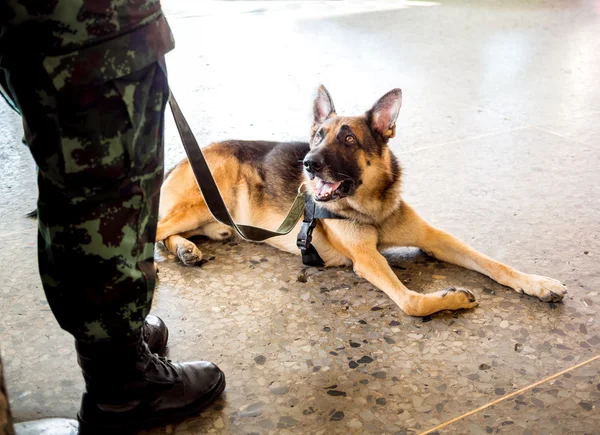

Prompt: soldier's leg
[
  {"left": 4, "top": 59, "right": 225, "bottom": 432},
  {"left": 9, "top": 60, "right": 162, "bottom": 343}
]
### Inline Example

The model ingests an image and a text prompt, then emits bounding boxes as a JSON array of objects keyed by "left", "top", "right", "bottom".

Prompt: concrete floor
[{"left": 1, "top": 0, "right": 600, "bottom": 434}]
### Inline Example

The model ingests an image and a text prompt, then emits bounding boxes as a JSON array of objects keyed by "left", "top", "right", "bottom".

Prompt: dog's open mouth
[{"left": 314, "top": 178, "right": 355, "bottom": 201}]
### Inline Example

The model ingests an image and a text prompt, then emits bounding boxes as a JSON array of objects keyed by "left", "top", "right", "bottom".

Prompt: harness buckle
[{"left": 296, "top": 218, "right": 317, "bottom": 251}]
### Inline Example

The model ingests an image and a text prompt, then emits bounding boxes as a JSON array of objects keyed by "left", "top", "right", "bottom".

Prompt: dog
[{"left": 156, "top": 85, "right": 567, "bottom": 317}]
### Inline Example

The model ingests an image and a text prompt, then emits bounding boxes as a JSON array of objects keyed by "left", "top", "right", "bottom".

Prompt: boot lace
[
  {"left": 151, "top": 354, "right": 179, "bottom": 378},
  {"left": 138, "top": 341, "right": 179, "bottom": 378}
]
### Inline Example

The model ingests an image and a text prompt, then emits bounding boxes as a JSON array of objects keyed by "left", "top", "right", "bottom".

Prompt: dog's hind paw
[
  {"left": 176, "top": 244, "right": 203, "bottom": 266},
  {"left": 516, "top": 274, "right": 567, "bottom": 303},
  {"left": 202, "top": 222, "right": 233, "bottom": 241}
]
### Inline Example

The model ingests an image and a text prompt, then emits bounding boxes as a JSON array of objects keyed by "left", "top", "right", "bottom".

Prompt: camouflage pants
[{"left": 2, "top": 58, "right": 169, "bottom": 342}]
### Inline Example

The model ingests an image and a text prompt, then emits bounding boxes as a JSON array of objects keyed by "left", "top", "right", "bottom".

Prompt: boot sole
[{"left": 77, "top": 371, "right": 226, "bottom": 434}]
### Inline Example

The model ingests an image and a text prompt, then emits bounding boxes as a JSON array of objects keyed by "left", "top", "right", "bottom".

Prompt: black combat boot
[
  {"left": 143, "top": 314, "right": 169, "bottom": 355},
  {"left": 75, "top": 331, "right": 225, "bottom": 434}
]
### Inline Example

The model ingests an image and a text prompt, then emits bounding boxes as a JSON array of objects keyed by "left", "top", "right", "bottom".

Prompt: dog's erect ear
[
  {"left": 367, "top": 88, "right": 402, "bottom": 140},
  {"left": 313, "top": 85, "right": 336, "bottom": 125}
]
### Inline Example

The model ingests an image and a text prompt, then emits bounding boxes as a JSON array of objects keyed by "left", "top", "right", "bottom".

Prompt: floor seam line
[
  {"left": 396, "top": 125, "right": 530, "bottom": 156},
  {"left": 533, "top": 126, "right": 594, "bottom": 147},
  {"left": 418, "top": 353, "right": 600, "bottom": 435}
]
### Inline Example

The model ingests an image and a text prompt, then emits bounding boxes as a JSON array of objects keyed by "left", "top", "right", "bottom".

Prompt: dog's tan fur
[{"left": 156, "top": 86, "right": 566, "bottom": 317}]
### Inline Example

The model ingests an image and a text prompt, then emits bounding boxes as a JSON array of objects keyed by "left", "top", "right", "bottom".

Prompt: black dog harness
[{"left": 296, "top": 195, "right": 346, "bottom": 267}]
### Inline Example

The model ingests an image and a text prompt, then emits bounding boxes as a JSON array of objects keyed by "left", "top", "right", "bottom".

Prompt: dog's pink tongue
[{"left": 315, "top": 179, "right": 342, "bottom": 197}]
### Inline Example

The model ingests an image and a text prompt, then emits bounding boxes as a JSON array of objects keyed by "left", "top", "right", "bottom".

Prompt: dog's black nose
[{"left": 303, "top": 155, "right": 324, "bottom": 173}]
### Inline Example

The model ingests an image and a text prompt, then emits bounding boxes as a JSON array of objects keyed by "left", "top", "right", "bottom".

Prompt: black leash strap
[{"left": 168, "top": 90, "right": 305, "bottom": 242}]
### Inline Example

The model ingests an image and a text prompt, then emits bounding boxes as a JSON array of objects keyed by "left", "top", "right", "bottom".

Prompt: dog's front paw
[
  {"left": 516, "top": 274, "right": 567, "bottom": 303},
  {"left": 441, "top": 286, "right": 477, "bottom": 303},
  {"left": 440, "top": 286, "right": 479, "bottom": 311},
  {"left": 176, "top": 244, "right": 203, "bottom": 266},
  {"left": 403, "top": 286, "right": 478, "bottom": 317}
]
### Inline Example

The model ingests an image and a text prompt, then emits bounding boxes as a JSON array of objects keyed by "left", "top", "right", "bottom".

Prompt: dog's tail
[{"left": 25, "top": 209, "right": 37, "bottom": 219}]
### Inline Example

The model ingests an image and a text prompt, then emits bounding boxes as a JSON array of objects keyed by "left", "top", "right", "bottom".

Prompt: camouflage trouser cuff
[{"left": 75, "top": 329, "right": 143, "bottom": 354}]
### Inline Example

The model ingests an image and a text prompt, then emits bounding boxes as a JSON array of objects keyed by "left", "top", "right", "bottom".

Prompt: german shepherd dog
[{"left": 156, "top": 86, "right": 567, "bottom": 317}]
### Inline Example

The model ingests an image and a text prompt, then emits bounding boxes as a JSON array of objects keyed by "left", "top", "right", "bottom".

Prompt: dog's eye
[
  {"left": 314, "top": 131, "right": 323, "bottom": 144},
  {"left": 345, "top": 135, "right": 356, "bottom": 144}
]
